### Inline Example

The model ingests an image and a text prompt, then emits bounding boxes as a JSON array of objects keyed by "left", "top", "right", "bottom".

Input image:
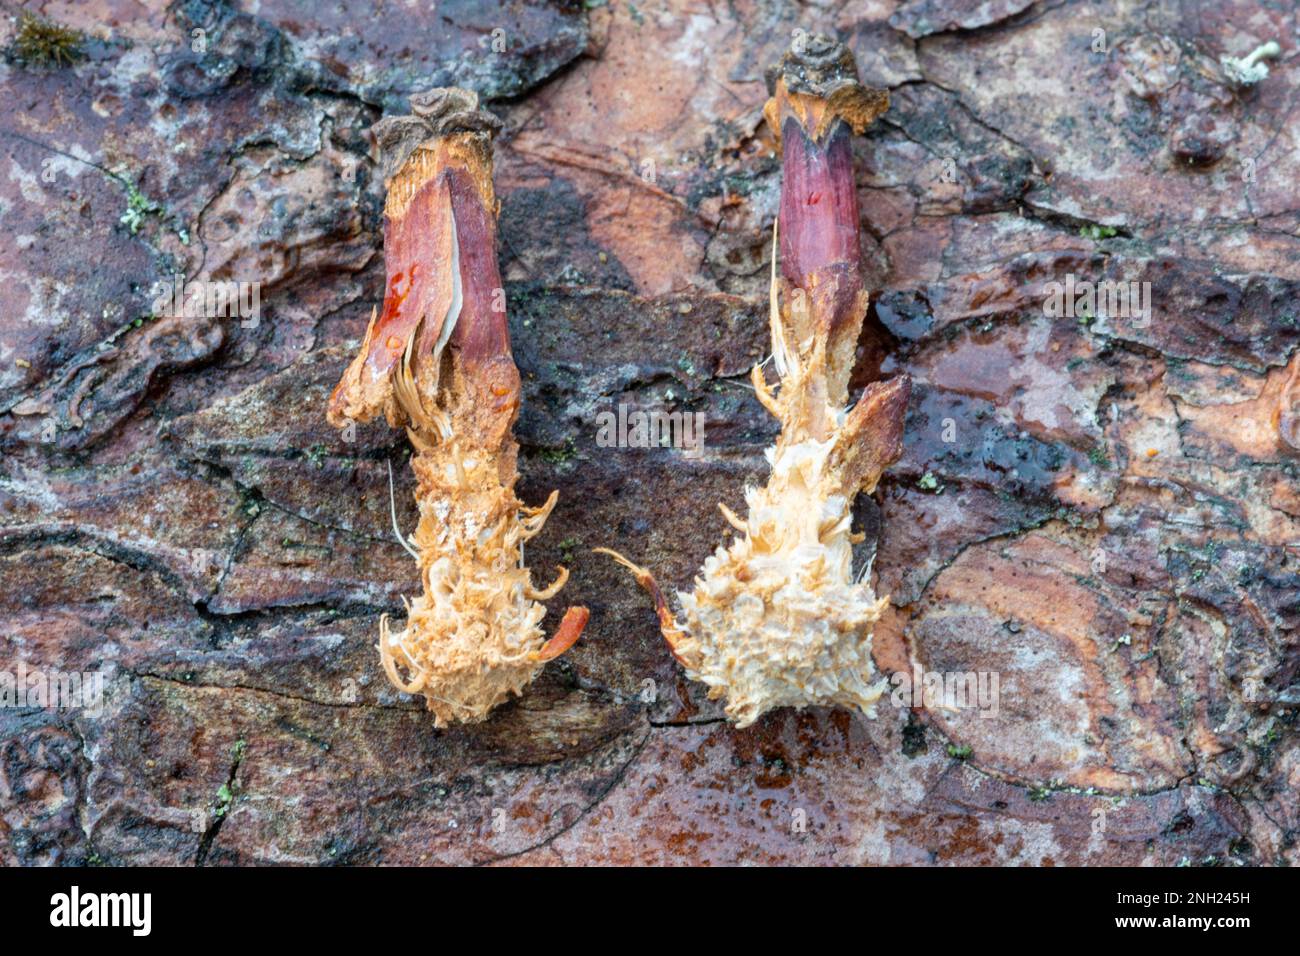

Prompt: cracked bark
[{"left": 1, "top": 0, "right": 1296, "bottom": 865}]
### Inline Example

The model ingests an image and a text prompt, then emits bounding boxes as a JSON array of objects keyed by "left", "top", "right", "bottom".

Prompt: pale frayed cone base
[
  {"left": 674, "top": 439, "right": 890, "bottom": 728},
  {"left": 381, "top": 438, "right": 566, "bottom": 728},
  {"left": 606, "top": 225, "right": 906, "bottom": 729},
  {"left": 607, "top": 428, "right": 893, "bottom": 730}
]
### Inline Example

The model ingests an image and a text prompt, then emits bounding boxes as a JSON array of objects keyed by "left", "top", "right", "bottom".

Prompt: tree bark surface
[{"left": 0, "top": 0, "right": 1296, "bottom": 865}]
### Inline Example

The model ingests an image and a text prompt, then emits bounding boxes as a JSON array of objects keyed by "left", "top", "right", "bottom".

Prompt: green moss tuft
[
  {"left": 1079, "top": 224, "right": 1118, "bottom": 241},
  {"left": 10, "top": 14, "right": 85, "bottom": 68}
]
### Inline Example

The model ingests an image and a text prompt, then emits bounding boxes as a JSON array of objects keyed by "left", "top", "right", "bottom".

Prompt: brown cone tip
[{"left": 764, "top": 32, "right": 889, "bottom": 143}]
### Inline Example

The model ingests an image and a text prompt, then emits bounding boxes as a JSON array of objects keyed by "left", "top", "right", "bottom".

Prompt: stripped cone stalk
[
  {"left": 329, "top": 88, "right": 587, "bottom": 727},
  {"left": 601, "top": 35, "right": 910, "bottom": 727}
]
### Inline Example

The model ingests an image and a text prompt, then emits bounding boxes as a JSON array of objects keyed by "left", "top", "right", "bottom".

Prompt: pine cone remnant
[
  {"left": 601, "top": 36, "right": 909, "bottom": 727},
  {"left": 329, "top": 88, "right": 588, "bottom": 727}
]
